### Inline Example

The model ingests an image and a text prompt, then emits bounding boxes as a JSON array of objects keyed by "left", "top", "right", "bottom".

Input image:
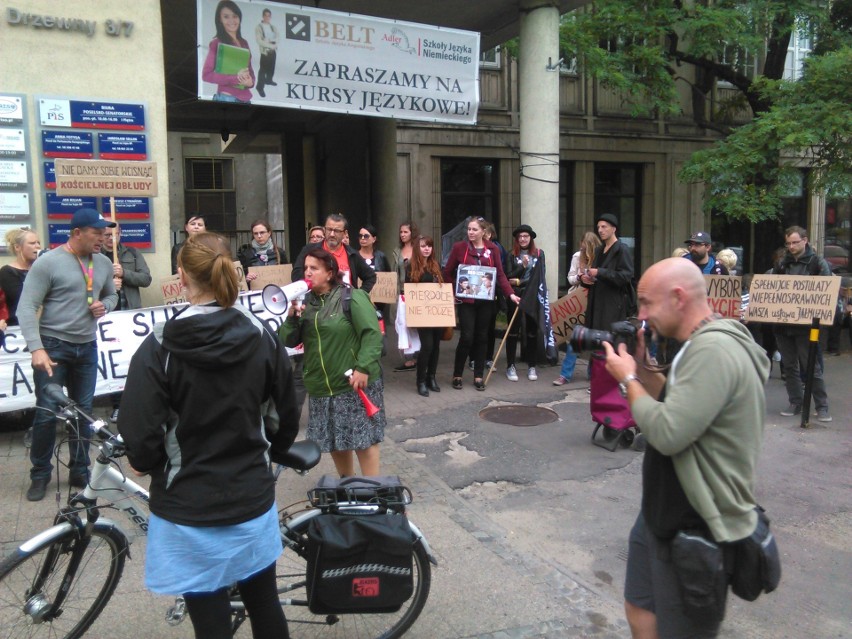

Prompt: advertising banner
[
  {"left": 0, "top": 291, "right": 294, "bottom": 413},
  {"left": 196, "top": 0, "right": 480, "bottom": 124}
]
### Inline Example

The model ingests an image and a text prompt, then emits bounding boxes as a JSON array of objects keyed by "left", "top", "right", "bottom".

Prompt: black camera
[{"left": 570, "top": 319, "right": 648, "bottom": 354}]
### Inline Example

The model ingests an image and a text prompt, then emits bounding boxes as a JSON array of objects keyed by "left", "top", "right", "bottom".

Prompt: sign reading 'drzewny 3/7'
[{"left": 196, "top": 0, "right": 480, "bottom": 124}]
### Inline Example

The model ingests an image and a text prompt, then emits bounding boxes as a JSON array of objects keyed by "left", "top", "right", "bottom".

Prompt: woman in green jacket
[{"left": 278, "top": 247, "right": 386, "bottom": 476}]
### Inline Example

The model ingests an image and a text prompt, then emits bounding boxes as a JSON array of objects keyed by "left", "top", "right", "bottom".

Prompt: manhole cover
[{"left": 478, "top": 405, "right": 559, "bottom": 427}]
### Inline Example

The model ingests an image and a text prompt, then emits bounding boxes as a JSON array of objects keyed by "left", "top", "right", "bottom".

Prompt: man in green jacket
[{"left": 604, "top": 257, "right": 770, "bottom": 639}]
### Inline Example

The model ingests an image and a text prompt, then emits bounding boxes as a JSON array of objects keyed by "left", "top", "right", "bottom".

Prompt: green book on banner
[{"left": 215, "top": 43, "right": 250, "bottom": 88}]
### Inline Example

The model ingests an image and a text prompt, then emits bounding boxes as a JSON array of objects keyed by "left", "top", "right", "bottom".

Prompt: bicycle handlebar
[{"left": 43, "top": 383, "right": 123, "bottom": 448}]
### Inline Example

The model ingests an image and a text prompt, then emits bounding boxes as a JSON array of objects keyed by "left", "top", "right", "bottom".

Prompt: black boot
[
  {"left": 427, "top": 375, "right": 441, "bottom": 392},
  {"left": 417, "top": 382, "right": 429, "bottom": 397}
]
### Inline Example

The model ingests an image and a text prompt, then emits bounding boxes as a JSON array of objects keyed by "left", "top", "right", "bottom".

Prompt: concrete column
[
  {"left": 519, "top": 0, "right": 561, "bottom": 298},
  {"left": 368, "top": 118, "right": 398, "bottom": 255}
]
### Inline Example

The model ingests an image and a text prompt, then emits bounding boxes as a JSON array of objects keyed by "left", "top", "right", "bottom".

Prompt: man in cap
[
  {"left": 18, "top": 208, "right": 118, "bottom": 500},
  {"left": 684, "top": 231, "right": 728, "bottom": 275}
]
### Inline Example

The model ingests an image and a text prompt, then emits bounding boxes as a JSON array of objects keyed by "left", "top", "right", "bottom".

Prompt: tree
[{"left": 558, "top": 0, "right": 852, "bottom": 221}]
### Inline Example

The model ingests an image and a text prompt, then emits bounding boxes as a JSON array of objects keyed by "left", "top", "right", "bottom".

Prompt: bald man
[{"left": 604, "top": 258, "right": 770, "bottom": 638}]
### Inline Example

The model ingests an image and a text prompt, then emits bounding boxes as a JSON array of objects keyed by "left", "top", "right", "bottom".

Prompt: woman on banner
[
  {"left": 443, "top": 217, "right": 519, "bottom": 391},
  {"left": 171, "top": 214, "right": 207, "bottom": 274},
  {"left": 553, "top": 231, "right": 600, "bottom": 385},
  {"left": 239, "top": 219, "right": 288, "bottom": 283},
  {"left": 201, "top": 0, "right": 256, "bottom": 104},
  {"left": 504, "top": 224, "right": 545, "bottom": 382},
  {"left": 278, "top": 248, "right": 386, "bottom": 477},
  {"left": 393, "top": 221, "right": 419, "bottom": 372},
  {"left": 406, "top": 235, "right": 445, "bottom": 397},
  {"left": 118, "top": 233, "right": 299, "bottom": 639}
]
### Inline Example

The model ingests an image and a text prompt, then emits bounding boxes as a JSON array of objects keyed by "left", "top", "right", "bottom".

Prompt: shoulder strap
[{"left": 341, "top": 285, "right": 353, "bottom": 323}]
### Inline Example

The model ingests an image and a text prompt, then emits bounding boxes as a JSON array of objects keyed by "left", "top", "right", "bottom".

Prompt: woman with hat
[
  {"left": 580, "top": 213, "right": 635, "bottom": 332},
  {"left": 504, "top": 224, "right": 545, "bottom": 382}
]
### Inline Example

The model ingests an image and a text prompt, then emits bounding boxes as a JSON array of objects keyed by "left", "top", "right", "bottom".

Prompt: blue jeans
[
  {"left": 560, "top": 345, "right": 578, "bottom": 379},
  {"left": 30, "top": 337, "right": 97, "bottom": 480}
]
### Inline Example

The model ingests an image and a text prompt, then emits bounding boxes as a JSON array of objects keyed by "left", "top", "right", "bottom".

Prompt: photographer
[{"left": 603, "top": 258, "right": 770, "bottom": 638}]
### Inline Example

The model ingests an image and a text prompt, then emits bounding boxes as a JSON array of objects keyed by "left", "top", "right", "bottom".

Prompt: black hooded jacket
[{"left": 119, "top": 303, "right": 300, "bottom": 527}]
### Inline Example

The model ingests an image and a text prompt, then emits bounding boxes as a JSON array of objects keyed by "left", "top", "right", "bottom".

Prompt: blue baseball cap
[{"left": 70, "top": 208, "right": 116, "bottom": 230}]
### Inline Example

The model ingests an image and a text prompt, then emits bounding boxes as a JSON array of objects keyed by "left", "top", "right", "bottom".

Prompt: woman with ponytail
[{"left": 119, "top": 232, "right": 300, "bottom": 639}]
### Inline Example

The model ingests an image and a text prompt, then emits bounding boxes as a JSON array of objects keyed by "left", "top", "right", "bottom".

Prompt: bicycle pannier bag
[{"left": 306, "top": 512, "right": 415, "bottom": 614}]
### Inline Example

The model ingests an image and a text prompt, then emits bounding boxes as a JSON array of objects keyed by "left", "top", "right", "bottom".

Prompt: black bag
[
  {"left": 306, "top": 512, "right": 415, "bottom": 614},
  {"left": 670, "top": 530, "right": 728, "bottom": 623},
  {"left": 729, "top": 507, "right": 782, "bottom": 601}
]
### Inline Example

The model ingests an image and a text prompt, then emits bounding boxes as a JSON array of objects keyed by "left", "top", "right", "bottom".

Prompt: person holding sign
[
  {"left": 119, "top": 233, "right": 298, "bottom": 639},
  {"left": 279, "top": 248, "right": 386, "bottom": 477},
  {"left": 504, "top": 225, "right": 544, "bottom": 382},
  {"left": 771, "top": 226, "right": 833, "bottom": 422},
  {"left": 238, "top": 219, "right": 288, "bottom": 283},
  {"left": 201, "top": 0, "right": 255, "bottom": 103},
  {"left": 407, "top": 235, "right": 445, "bottom": 397},
  {"left": 18, "top": 209, "right": 118, "bottom": 501},
  {"left": 443, "top": 217, "right": 519, "bottom": 391}
]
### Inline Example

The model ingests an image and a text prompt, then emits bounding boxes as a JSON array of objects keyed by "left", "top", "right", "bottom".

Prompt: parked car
[{"left": 824, "top": 244, "right": 849, "bottom": 274}]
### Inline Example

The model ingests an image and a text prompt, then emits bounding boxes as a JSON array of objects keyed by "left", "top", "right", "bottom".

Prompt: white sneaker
[
  {"left": 506, "top": 365, "right": 518, "bottom": 382},
  {"left": 528, "top": 367, "right": 538, "bottom": 381}
]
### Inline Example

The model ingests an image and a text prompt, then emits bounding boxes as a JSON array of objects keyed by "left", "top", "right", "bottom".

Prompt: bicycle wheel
[
  {"left": 0, "top": 522, "right": 128, "bottom": 639},
  {"left": 275, "top": 511, "right": 431, "bottom": 639}
]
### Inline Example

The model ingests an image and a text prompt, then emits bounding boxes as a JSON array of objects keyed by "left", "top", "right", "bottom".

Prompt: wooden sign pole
[
  {"left": 110, "top": 196, "right": 118, "bottom": 266},
  {"left": 484, "top": 306, "right": 520, "bottom": 387}
]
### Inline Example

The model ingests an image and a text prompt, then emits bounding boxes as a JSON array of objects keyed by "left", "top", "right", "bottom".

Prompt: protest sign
[
  {"left": 403, "top": 283, "right": 455, "bottom": 328},
  {"left": 550, "top": 288, "right": 588, "bottom": 345},
  {"left": 705, "top": 275, "right": 742, "bottom": 319},
  {"left": 369, "top": 271, "right": 398, "bottom": 304},
  {"left": 160, "top": 275, "right": 186, "bottom": 305},
  {"left": 456, "top": 265, "right": 496, "bottom": 300},
  {"left": 53, "top": 158, "right": 158, "bottom": 197},
  {"left": 745, "top": 274, "right": 840, "bottom": 324},
  {"left": 233, "top": 260, "right": 248, "bottom": 291},
  {"left": 0, "top": 289, "right": 296, "bottom": 413},
  {"left": 248, "top": 264, "right": 293, "bottom": 290}
]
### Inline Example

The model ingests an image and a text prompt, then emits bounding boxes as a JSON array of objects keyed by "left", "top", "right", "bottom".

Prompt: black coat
[{"left": 583, "top": 240, "right": 635, "bottom": 331}]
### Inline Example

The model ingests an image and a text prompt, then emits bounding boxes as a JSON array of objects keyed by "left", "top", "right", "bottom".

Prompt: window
[
  {"left": 719, "top": 44, "right": 759, "bottom": 81},
  {"left": 479, "top": 46, "right": 501, "bottom": 69},
  {"left": 441, "top": 159, "right": 500, "bottom": 237},
  {"left": 594, "top": 163, "right": 642, "bottom": 272},
  {"left": 784, "top": 21, "right": 813, "bottom": 80},
  {"left": 184, "top": 158, "right": 236, "bottom": 231}
]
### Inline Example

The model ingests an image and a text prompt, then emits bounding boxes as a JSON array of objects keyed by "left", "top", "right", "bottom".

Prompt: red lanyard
[{"left": 65, "top": 244, "right": 94, "bottom": 305}]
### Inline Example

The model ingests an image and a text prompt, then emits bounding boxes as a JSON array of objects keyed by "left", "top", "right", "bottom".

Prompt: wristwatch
[{"left": 618, "top": 374, "right": 640, "bottom": 398}]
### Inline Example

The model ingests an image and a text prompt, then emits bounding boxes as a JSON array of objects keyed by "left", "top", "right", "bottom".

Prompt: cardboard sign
[
  {"left": 160, "top": 275, "right": 186, "bottom": 305},
  {"left": 233, "top": 260, "right": 248, "bottom": 291},
  {"left": 369, "top": 271, "right": 398, "bottom": 304},
  {"left": 456, "top": 265, "right": 496, "bottom": 300},
  {"left": 746, "top": 274, "right": 841, "bottom": 324},
  {"left": 248, "top": 264, "right": 293, "bottom": 290},
  {"left": 53, "top": 159, "right": 158, "bottom": 197},
  {"left": 404, "top": 283, "right": 456, "bottom": 328},
  {"left": 705, "top": 275, "right": 742, "bottom": 319},
  {"left": 550, "top": 287, "right": 588, "bottom": 345}
]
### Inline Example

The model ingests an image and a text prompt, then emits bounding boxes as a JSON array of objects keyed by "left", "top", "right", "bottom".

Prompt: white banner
[
  {"left": 0, "top": 291, "right": 291, "bottom": 413},
  {"left": 196, "top": 0, "right": 480, "bottom": 124}
]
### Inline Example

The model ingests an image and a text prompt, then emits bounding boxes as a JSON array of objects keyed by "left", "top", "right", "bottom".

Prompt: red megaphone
[{"left": 345, "top": 369, "right": 381, "bottom": 418}]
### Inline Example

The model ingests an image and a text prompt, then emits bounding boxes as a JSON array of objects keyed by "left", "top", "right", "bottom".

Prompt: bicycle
[{"left": 0, "top": 383, "right": 436, "bottom": 638}]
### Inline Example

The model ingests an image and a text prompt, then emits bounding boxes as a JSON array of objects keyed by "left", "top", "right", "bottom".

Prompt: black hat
[
  {"left": 512, "top": 224, "right": 536, "bottom": 239},
  {"left": 686, "top": 231, "right": 712, "bottom": 244},
  {"left": 595, "top": 213, "right": 619, "bottom": 230},
  {"left": 70, "top": 208, "right": 116, "bottom": 230}
]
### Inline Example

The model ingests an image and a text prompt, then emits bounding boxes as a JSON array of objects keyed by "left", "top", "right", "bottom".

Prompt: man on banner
[{"left": 519, "top": 251, "right": 558, "bottom": 366}]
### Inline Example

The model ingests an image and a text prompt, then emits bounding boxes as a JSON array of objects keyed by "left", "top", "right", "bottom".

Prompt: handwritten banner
[
  {"left": 0, "top": 290, "right": 296, "bottom": 413},
  {"left": 403, "top": 283, "right": 455, "bottom": 327},
  {"left": 705, "top": 275, "right": 742, "bottom": 319},
  {"left": 160, "top": 275, "right": 187, "bottom": 305},
  {"left": 745, "top": 274, "right": 841, "bottom": 324},
  {"left": 549, "top": 287, "right": 588, "bottom": 346},
  {"left": 369, "top": 271, "right": 398, "bottom": 304},
  {"left": 53, "top": 158, "right": 158, "bottom": 197},
  {"left": 248, "top": 264, "right": 293, "bottom": 290}
]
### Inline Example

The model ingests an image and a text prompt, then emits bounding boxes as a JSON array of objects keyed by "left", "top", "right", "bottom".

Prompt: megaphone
[
  {"left": 344, "top": 368, "right": 381, "bottom": 418},
  {"left": 261, "top": 280, "right": 312, "bottom": 315}
]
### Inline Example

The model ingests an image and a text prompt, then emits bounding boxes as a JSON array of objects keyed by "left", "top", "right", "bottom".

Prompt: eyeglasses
[
  {"left": 784, "top": 238, "right": 804, "bottom": 247},
  {"left": 358, "top": 233, "right": 371, "bottom": 239},
  {"left": 324, "top": 227, "right": 345, "bottom": 235},
  {"left": 685, "top": 242, "right": 707, "bottom": 247}
]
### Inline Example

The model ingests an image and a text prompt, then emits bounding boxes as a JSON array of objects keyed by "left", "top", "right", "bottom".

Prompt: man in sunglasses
[
  {"left": 683, "top": 231, "right": 728, "bottom": 275},
  {"left": 291, "top": 213, "right": 376, "bottom": 292}
]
